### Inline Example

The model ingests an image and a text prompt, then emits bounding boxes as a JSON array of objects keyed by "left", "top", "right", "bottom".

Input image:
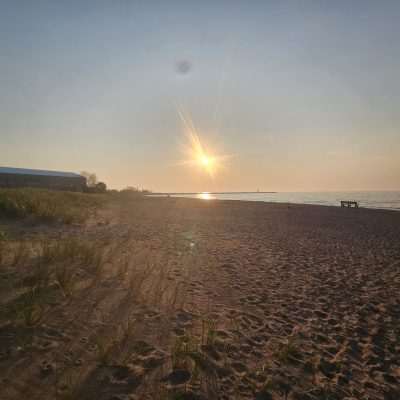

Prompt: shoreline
[{"left": 148, "top": 193, "right": 400, "bottom": 212}]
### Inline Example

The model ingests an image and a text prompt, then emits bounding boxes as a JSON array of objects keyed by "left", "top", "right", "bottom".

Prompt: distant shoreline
[{"left": 148, "top": 191, "right": 277, "bottom": 195}]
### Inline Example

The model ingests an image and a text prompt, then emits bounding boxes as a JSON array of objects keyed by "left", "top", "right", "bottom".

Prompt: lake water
[{"left": 171, "top": 192, "right": 400, "bottom": 211}]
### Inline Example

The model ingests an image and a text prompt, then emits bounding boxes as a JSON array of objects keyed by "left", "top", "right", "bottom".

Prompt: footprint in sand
[{"left": 40, "top": 360, "right": 55, "bottom": 378}]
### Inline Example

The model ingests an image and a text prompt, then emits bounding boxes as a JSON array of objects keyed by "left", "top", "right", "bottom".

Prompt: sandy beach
[{"left": 1, "top": 197, "right": 400, "bottom": 399}]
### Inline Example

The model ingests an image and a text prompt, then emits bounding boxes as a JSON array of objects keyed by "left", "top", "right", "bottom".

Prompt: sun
[
  {"left": 201, "top": 156, "right": 211, "bottom": 167},
  {"left": 188, "top": 136, "right": 218, "bottom": 176},
  {"left": 177, "top": 109, "right": 231, "bottom": 178},
  {"left": 196, "top": 153, "right": 216, "bottom": 176}
]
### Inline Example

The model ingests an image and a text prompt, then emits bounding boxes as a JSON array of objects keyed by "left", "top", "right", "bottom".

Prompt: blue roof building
[{"left": 0, "top": 167, "right": 86, "bottom": 191}]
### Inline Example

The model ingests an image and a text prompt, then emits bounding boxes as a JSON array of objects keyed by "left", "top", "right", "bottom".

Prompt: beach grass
[
  {"left": 1, "top": 237, "right": 106, "bottom": 329},
  {"left": 0, "top": 188, "right": 103, "bottom": 224}
]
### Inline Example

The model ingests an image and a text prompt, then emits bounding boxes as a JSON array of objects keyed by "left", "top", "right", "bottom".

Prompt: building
[{"left": 0, "top": 167, "right": 87, "bottom": 192}]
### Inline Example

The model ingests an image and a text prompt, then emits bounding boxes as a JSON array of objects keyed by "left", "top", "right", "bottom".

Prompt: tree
[
  {"left": 95, "top": 182, "right": 107, "bottom": 193},
  {"left": 80, "top": 171, "right": 98, "bottom": 187}
]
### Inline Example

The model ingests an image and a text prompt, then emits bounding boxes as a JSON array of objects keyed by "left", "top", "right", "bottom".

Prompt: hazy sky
[{"left": 1, "top": 1, "right": 399, "bottom": 191}]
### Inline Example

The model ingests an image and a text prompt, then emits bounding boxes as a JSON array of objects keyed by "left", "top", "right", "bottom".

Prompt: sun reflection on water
[{"left": 198, "top": 192, "right": 214, "bottom": 200}]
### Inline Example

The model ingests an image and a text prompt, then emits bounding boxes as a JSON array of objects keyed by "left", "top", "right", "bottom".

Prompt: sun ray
[{"left": 176, "top": 108, "right": 232, "bottom": 178}]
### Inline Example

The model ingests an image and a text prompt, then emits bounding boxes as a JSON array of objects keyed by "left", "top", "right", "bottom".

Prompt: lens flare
[{"left": 177, "top": 109, "right": 231, "bottom": 178}]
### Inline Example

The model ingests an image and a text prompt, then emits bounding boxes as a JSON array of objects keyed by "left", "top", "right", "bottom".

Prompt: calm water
[{"left": 171, "top": 192, "right": 400, "bottom": 211}]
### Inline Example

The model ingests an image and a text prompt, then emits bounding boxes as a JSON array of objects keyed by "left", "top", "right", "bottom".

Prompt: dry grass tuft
[
  {"left": 169, "top": 327, "right": 220, "bottom": 398},
  {"left": 275, "top": 336, "right": 302, "bottom": 364},
  {"left": 123, "top": 252, "right": 181, "bottom": 310},
  {"left": 3, "top": 238, "right": 106, "bottom": 327},
  {"left": 13, "top": 287, "right": 48, "bottom": 327},
  {"left": 11, "top": 241, "right": 31, "bottom": 267},
  {"left": 37, "top": 238, "right": 104, "bottom": 297},
  {"left": 94, "top": 317, "right": 136, "bottom": 366},
  {"left": 201, "top": 317, "right": 217, "bottom": 346}
]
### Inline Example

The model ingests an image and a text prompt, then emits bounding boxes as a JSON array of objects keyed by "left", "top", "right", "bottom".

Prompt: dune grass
[
  {"left": 0, "top": 188, "right": 103, "bottom": 224},
  {"left": 1, "top": 237, "right": 106, "bottom": 328}
]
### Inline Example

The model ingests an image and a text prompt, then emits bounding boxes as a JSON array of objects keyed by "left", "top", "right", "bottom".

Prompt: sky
[{"left": 1, "top": 1, "right": 399, "bottom": 192}]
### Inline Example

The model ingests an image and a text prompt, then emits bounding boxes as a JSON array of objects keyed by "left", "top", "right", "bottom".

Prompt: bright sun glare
[
  {"left": 201, "top": 156, "right": 210, "bottom": 167},
  {"left": 177, "top": 109, "right": 230, "bottom": 178},
  {"left": 199, "top": 192, "right": 213, "bottom": 200},
  {"left": 198, "top": 154, "right": 214, "bottom": 175}
]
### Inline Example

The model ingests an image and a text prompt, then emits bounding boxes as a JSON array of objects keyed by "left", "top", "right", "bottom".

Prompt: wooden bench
[{"left": 341, "top": 200, "right": 359, "bottom": 208}]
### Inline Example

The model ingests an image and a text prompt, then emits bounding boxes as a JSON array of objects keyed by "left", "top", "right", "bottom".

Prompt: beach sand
[{"left": 1, "top": 197, "right": 399, "bottom": 399}]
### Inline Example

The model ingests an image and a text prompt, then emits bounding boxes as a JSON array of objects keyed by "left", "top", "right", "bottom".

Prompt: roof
[{"left": 0, "top": 166, "right": 83, "bottom": 179}]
